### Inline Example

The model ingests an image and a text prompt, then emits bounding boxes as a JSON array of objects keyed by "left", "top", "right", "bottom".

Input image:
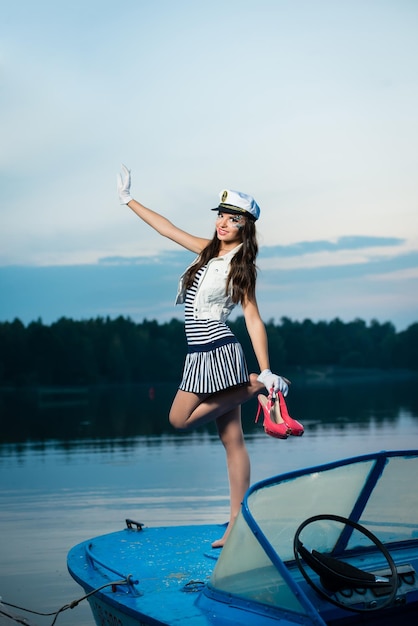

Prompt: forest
[{"left": 0, "top": 316, "right": 417, "bottom": 387}]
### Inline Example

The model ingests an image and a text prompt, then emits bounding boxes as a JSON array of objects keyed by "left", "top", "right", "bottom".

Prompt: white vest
[{"left": 175, "top": 244, "right": 242, "bottom": 322}]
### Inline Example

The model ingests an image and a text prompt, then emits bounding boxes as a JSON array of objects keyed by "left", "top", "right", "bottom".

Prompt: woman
[{"left": 117, "top": 165, "right": 292, "bottom": 547}]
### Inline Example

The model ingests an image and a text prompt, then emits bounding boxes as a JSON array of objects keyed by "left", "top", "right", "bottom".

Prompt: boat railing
[{"left": 85, "top": 542, "right": 141, "bottom": 596}]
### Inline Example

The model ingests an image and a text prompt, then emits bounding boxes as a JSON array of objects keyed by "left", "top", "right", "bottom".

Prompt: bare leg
[
  {"left": 211, "top": 406, "right": 250, "bottom": 548},
  {"left": 167, "top": 375, "right": 263, "bottom": 548},
  {"left": 169, "top": 373, "right": 264, "bottom": 430}
]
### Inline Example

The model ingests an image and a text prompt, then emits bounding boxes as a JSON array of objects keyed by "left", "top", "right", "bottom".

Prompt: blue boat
[{"left": 68, "top": 449, "right": 418, "bottom": 625}]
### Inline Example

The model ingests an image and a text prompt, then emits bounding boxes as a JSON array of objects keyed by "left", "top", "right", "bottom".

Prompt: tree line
[{"left": 0, "top": 316, "right": 417, "bottom": 387}]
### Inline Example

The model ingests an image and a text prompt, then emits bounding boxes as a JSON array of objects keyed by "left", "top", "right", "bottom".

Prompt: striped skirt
[{"left": 179, "top": 338, "right": 249, "bottom": 394}]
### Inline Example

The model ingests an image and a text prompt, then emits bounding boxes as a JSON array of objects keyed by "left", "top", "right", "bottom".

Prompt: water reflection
[
  {"left": 0, "top": 376, "right": 417, "bottom": 626},
  {"left": 1, "top": 374, "right": 417, "bottom": 447}
]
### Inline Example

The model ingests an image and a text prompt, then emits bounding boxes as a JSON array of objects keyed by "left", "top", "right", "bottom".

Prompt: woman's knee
[{"left": 168, "top": 408, "right": 188, "bottom": 430}]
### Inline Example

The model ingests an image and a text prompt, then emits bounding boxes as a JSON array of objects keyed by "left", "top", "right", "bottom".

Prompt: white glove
[
  {"left": 117, "top": 164, "right": 133, "bottom": 204},
  {"left": 257, "top": 369, "right": 289, "bottom": 396}
]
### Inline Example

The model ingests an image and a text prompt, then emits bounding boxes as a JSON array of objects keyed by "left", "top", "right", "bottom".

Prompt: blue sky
[{"left": 1, "top": 0, "right": 417, "bottom": 330}]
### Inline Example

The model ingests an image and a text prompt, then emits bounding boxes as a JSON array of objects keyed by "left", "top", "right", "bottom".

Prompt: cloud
[
  {"left": 1, "top": 236, "right": 416, "bottom": 330},
  {"left": 259, "top": 236, "right": 405, "bottom": 258},
  {"left": 259, "top": 250, "right": 418, "bottom": 285},
  {"left": 98, "top": 250, "right": 191, "bottom": 266}
]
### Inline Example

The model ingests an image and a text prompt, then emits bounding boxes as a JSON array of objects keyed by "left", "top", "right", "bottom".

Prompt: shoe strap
[
  {"left": 255, "top": 402, "right": 262, "bottom": 423},
  {"left": 255, "top": 388, "right": 276, "bottom": 423}
]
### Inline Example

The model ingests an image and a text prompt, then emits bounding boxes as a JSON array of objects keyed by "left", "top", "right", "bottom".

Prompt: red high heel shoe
[
  {"left": 277, "top": 391, "right": 304, "bottom": 436},
  {"left": 255, "top": 391, "right": 289, "bottom": 439}
]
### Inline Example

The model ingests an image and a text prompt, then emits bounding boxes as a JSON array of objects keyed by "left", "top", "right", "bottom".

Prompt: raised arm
[{"left": 117, "top": 165, "right": 209, "bottom": 254}]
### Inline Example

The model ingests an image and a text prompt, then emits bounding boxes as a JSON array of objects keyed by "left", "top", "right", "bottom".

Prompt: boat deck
[{"left": 69, "top": 523, "right": 228, "bottom": 626}]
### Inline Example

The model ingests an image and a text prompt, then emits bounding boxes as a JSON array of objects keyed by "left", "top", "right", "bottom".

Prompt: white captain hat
[{"left": 212, "top": 189, "right": 260, "bottom": 221}]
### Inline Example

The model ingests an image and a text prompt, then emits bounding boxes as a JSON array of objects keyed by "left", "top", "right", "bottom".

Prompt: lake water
[{"left": 0, "top": 375, "right": 417, "bottom": 626}]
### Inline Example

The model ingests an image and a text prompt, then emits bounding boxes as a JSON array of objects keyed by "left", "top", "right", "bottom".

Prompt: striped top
[{"left": 184, "top": 266, "right": 236, "bottom": 350}]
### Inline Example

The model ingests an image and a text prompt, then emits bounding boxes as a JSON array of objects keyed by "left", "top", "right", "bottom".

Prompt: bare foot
[{"left": 211, "top": 523, "right": 233, "bottom": 548}]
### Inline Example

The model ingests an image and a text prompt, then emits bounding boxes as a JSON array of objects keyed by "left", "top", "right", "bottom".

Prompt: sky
[{"left": 1, "top": 0, "right": 417, "bottom": 331}]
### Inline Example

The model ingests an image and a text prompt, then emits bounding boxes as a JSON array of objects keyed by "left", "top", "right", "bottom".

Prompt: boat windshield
[{"left": 209, "top": 452, "right": 418, "bottom": 613}]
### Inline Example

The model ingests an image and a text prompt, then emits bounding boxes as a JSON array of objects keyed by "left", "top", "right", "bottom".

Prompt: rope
[
  {"left": 0, "top": 578, "right": 129, "bottom": 626},
  {"left": 0, "top": 606, "right": 31, "bottom": 625}
]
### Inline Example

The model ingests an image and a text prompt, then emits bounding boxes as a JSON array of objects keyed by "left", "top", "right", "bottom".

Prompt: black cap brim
[{"left": 211, "top": 205, "right": 247, "bottom": 216}]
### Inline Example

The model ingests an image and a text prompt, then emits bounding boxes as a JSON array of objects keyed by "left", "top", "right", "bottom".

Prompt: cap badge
[{"left": 221, "top": 190, "right": 228, "bottom": 202}]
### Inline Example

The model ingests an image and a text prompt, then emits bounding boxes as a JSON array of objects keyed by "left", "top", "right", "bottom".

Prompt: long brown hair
[{"left": 183, "top": 219, "right": 258, "bottom": 305}]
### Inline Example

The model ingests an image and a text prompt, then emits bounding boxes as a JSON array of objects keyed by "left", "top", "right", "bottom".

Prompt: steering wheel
[{"left": 293, "top": 514, "right": 398, "bottom": 613}]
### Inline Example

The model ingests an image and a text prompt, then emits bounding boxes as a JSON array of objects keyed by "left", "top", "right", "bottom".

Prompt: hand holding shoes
[{"left": 257, "top": 368, "right": 289, "bottom": 396}]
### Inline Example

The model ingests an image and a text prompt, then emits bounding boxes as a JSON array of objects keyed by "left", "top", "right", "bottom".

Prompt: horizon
[
  {"left": 1, "top": 234, "right": 417, "bottom": 331},
  {"left": 1, "top": 1, "right": 417, "bottom": 331}
]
